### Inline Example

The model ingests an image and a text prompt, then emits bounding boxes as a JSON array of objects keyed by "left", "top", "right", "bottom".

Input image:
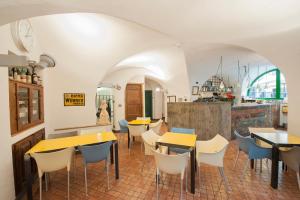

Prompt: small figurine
[{"left": 97, "top": 100, "right": 111, "bottom": 125}]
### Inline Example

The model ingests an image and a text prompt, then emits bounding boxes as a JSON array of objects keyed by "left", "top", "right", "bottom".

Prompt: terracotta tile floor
[{"left": 32, "top": 126, "right": 300, "bottom": 200}]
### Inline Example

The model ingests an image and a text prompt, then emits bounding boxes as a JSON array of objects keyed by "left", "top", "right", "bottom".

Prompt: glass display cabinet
[{"left": 9, "top": 80, "right": 44, "bottom": 135}]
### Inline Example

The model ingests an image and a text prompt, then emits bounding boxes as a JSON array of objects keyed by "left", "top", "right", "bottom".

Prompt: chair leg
[
  {"left": 297, "top": 172, "right": 300, "bottom": 190},
  {"left": 141, "top": 142, "right": 143, "bottom": 152},
  {"left": 219, "top": 167, "right": 229, "bottom": 192},
  {"left": 84, "top": 165, "right": 88, "bottom": 196},
  {"left": 180, "top": 178, "right": 183, "bottom": 200},
  {"left": 198, "top": 165, "right": 201, "bottom": 192},
  {"left": 156, "top": 170, "right": 159, "bottom": 200},
  {"left": 242, "top": 159, "right": 249, "bottom": 178},
  {"left": 106, "top": 159, "right": 110, "bottom": 190},
  {"left": 73, "top": 151, "right": 76, "bottom": 177},
  {"left": 141, "top": 154, "right": 146, "bottom": 173},
  {"left": 233, "top": 150, "right": 240, "bottom": 168},
  {"left": 260, "top": 159, "right": 262, "bottom": 173},
  {"left": 185, "top": 167, "right": 188, "bottom": 192},
  {"left": 45, "top": 173, "right": 48, "bottom": 192},
  {"left": 67, "top": 171, "right": 70, "bottom": 200},
  {"left": 39, "top": 177, "right": 42, "bottom": 200}
]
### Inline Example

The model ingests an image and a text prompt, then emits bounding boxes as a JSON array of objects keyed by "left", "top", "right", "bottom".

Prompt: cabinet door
[
  {"left": 31, "top": 88, "right": 41, "bottom": 122},
  {"left": 16, "top": 85, "right": 30, "bottom": 130},
  {"left": 12, "top": 136, "right": 33, "bottom": 196}
]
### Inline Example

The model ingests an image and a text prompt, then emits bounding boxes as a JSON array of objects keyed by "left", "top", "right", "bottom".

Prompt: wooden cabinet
[
  {"left": 9, "top": 80, "right": 44, "bottom": 135},
  {"left": 12, "top": 128, "right": 45, "bottom": 198}
]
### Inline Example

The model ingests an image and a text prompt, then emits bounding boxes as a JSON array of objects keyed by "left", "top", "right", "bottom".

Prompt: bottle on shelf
[
  {"left": 13, "top": 67, "right": 18, "bottom": 80},
  {"left": 26, "top": 68, "right": 32, "bottom": 84},
  {"left": 9, "top": 68, "right": 13, "bottom": 80},
  {"left": 31, "top": 67, "right": 38, "bottom": 84}
]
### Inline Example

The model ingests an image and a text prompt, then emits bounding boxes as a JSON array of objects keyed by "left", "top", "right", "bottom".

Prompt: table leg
[
  {"left": 250, "top": 133, "right": 254, "bottom": 169},
  {"left": 271, "top": 145, "right": 279, "bottom": 189},
  {"left": 110, "top": 144, "right": 114, "bottom": 164},
  {"left": 127, "top": 128, "right": 130, "bottom": 149},
  {"left": 114, "top": 142, "right": 119, "bottom": 179},
  {"left": 190, "top": 148, "right": 195, "bottom": 194},
  {"left": 25, "top": 154, "right": 33, "bottom": 200}
]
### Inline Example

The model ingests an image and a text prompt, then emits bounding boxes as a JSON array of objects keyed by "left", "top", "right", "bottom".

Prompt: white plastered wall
[{"left": 0, "top": 23, "right": 43, "bottom": 200}]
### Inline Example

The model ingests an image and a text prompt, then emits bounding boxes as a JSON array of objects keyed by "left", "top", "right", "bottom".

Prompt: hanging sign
[{"left": 64, "top": 93, "right": 85, "bottom": 106}]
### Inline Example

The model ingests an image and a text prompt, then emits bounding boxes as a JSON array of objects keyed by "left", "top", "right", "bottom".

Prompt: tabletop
[
  {"left": 157, "top": 132, "right": 197, "bottom": 148},
  {"left": 128, "top": 119, "right": 151, "bottom": 125},
  {"left": 26, "top": 132, "right": 117, "bottom": 154},
  {"left": 252, "top": 131, "right": 300, "bottom": 147}
]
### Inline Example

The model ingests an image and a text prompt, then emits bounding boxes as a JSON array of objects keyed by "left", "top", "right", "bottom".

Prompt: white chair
[
  {"left": 153, "top": 150, "right": 189, "bottom": 200},
  {"left": 196, "top": 134, "right": 229, "bottom": 192},
  {"left": 141, "top": 130, "right": 167, "bottom": 171},
  {"left": 79, "top": 125, "right": 112, "bottom": 135},
  {"left": 31, "top": 147, "right": 74, "bottom": 200},
  {"left": 136, "top": 117, "right": 151, "bottom": 120},
  {"left": 128, "top": 124, "right": 147, "bottom": 153},
  {"left": 149, "top": 119, "right": 163, "bottom": 135}
]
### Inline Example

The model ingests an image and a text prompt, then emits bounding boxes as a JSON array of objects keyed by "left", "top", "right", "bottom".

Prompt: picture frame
[
  {"left": 167, "top": 95, "right": 176, "bottom": 103},
  {"left": 64, "top": 93, "right": 85, "bottom": 106},
  {"left": 192, "top": 86, "right": 199, "bottom": 95}
]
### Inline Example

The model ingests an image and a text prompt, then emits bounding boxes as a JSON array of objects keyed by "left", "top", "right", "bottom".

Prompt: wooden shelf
[{"left": 9, "top": 80, "right": 44, "bottom": 136}]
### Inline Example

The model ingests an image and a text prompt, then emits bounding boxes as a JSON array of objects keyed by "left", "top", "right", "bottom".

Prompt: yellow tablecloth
[{"left": 26, "top": 132, "right": 117, "bottom": 154}]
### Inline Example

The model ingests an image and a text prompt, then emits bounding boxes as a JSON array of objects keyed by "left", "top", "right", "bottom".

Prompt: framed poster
[
  {"left": 167, "top": 95, "right": 176, "bottom": 103},
  {"left": 192, "top": 86, "right": 199, "bottom": 95},
  {"left": 64, "top": 93, "right": 85, "bottom": 106}
]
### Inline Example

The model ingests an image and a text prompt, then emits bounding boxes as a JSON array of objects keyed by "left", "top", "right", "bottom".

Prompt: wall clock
[{"left": 11, "top": 19, "right": 34, "bottom": 52}]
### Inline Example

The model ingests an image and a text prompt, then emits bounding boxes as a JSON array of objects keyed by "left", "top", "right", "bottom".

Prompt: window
[{"left": 246, "top": 69, "right": 287, "bottom": 100}]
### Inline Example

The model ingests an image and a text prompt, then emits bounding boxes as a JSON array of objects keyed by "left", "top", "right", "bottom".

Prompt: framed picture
[
  {"left": 167, "top": 95, "right": 176, "bottom": 103},
  {"left": 192, "top": 86, "right": 199, "bottom": 95},
  {"left": 64, "top": 93, "right": 85, "bottom": 106}
]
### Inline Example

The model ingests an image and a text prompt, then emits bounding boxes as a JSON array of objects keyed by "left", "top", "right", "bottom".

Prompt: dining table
[
  {"left": 24, "top": 132, "right": 119, "bottom": 200},
  {"left": 155, "top": 132, "right": 197, "bottom": 194},
  {"left": 251, "top": 130, "right": 300, "bottom": 189},
  {"left": 127, "top": 119, "right": 151, "bottom": 148}
]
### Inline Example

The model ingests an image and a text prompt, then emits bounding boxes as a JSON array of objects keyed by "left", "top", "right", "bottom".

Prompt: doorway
[
  {"left": 125, "top": 84, "right": 143, "bottom": 121},
  {"left": 145, "top": 90, "right": 153, "bottom": 119}
]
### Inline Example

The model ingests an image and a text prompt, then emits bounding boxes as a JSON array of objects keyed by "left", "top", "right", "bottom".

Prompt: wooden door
[{"left": 125, "top": 84, "right": 143, "bottom": 121}]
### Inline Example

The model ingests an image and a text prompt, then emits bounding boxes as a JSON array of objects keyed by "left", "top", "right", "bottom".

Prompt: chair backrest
[
  {"left": 137, "top": 117, "right": 151, "bottom": 120},
  {"left": 79, "top": 126, "right": 112, "bottom": 135},
  {"left": 79, "top": 141, "right": 112, "bottom": 164},
  {"left": 47, "top": 131, "right": 78, "bottom": 139},
  {"left": 280, "top": 146, "right": 300, "bottom": 172},
  {"left": 153, "top": 149, "right": 188, "bottom": 176},
  {"left": 234, "top": 130, "right": 251, "bottom": 153},
  {"left": 149, "top": 119, "right": 163, "bottom": 134},
  {"left": 118, "top": 119, "right": 128, "bottom": 132},
  {"left": 171, "top": 127, "right": 195, "bottom": 134},
  {"left": 128, "top": 125, "right": 147, "bottom": 137},
  {"left": 142, "top": 129, "right": 161, "bottom": 155},
  {"left": 31, "top": 147, "right": 74, "bottom": 177},
  {"left": 196, "top": 134, "right": 229, "bottom": 167}
]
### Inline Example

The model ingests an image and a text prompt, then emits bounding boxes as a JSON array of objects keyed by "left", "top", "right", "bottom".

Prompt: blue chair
[
  {"left": 233, "top": 130, "right": 251, "bottom": 168},
  {"left": 78, "top": 141, "right": 112, "bottom": 196},
  {"left": 234, "top": 131, "right": 272, "bottom": 177},
  {"left": 118, "top": 119, "right": 128, "bottom": 133},
  {"left": 169, "top": 127, "right": 195, "bottom": 154}
]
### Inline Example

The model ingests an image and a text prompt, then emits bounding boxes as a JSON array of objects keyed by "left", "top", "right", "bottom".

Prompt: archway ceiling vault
[{"left": 1, "top": 0, "right": 300, "bottom": 81}]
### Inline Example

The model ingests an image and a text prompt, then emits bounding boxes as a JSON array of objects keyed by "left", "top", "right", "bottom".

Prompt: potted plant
[{"left": 20, "top": 68, "right": 27, "bottom": 83}]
